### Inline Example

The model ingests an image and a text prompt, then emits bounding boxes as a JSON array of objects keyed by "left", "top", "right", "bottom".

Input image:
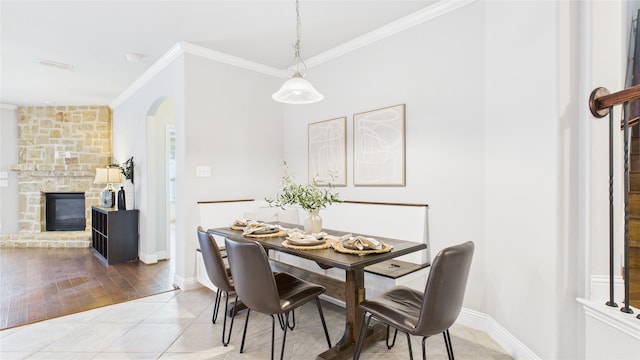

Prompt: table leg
[
  {"left": 317, "top": 269, "right": 386, "bottom": 360},
  {"left": 341, "top": 269, "right": 365, "bottom": 347},
  {"left": 227, "top": 300, "right": 247, "bottom": 317}
]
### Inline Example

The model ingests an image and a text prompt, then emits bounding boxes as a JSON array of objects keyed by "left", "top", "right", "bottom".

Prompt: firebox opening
[{"left": 45, "top": 192, "right": 86, "bottom": 231}]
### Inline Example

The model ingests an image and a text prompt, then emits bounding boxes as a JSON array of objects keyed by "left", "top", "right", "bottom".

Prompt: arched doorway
[{"left": 145, "top": 98, "right": 176, "bottom": 264}]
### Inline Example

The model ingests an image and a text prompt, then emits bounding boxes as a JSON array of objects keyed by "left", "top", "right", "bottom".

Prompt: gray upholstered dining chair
[
  {"left": 353, "top": 241, "right": 475, "bottom": 360},
  {"left": 196, "top": 226, "right": 237, "bottom": 346},
  {"left": 224, "top": 236, "right": 332, "bottom": 360}
]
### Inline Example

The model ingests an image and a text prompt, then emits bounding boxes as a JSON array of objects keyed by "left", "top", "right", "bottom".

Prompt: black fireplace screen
[{"left": 45, "top": 192, "right": 86, "bottom": 231}]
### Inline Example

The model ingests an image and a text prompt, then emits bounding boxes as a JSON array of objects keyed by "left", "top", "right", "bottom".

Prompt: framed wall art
[
  {"left": 353, "top": 104, "right": 406, "bottom": 186},
  {"left": 308, "top": 117, "right": 347, "bottom": 186}
]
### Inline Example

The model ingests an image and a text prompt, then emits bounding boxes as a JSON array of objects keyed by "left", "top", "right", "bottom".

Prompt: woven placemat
[
  {"left": 332, "top": 241, "right": 393, "bottom": 255},
  {"left": 245, "top": 229, "right": 288, "bottom": 238},
  {"left": 282, "top": 239, "right": 332, "bottom": 250}
]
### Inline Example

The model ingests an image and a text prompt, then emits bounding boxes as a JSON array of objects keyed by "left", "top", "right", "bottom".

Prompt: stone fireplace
[{"left": 0, "top": 106, "right": 113, "bottom": 248}]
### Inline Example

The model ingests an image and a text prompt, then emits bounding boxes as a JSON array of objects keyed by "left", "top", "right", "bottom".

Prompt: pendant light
[{"left": 272, "top": 0, "right": 323, "bottom": 104}]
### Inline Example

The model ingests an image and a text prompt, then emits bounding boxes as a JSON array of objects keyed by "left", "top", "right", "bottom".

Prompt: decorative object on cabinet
[
  {"left": 117, "top": 186, "right": 126, "bottom": 210},
  {"left": 272, "top": 0, "right": 323, "bottom": 104},
  {"left": 94, "top": 167, "right": 122, "bottom": 207},
  {"left": 119, "top": 156, "right": 135, "bottom": 210},
  {"left": 353, "top": 104, "right": 406, "bottom": 186},
  {"left": 308, "top": 117, "right": 347, "bottom": 186},
  {"left": 120, "top": 156, "right": 134, "bottom": 183},
  {"left": 91, "top": 206, "right": 139, "bottom": 264}
]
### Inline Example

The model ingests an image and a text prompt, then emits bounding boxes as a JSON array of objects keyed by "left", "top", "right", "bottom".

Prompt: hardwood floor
[{"left": 0, "top": 247, "right": 176, "bottom": 330}]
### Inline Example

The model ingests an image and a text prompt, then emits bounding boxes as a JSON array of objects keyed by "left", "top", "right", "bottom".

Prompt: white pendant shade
[{"left": 272, "top": 76, "right": 324, "bottom": 104}]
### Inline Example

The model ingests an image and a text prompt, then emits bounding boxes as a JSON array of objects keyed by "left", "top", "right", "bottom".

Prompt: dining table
[{"left": 208, "top": 222, "right": 427, "bottom": 360}]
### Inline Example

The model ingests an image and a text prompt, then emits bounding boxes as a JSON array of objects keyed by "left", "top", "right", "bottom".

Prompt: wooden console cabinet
[{"left": 91, "top": 206, "right": 139, "bottom": 264}]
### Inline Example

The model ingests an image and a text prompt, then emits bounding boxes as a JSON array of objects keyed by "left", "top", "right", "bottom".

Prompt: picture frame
[
  {"left": 308, "top": 117, "right": 347, "bottom": 186},
  {"left": 353, "top": 104, "right": 406, "bottom": 186}
]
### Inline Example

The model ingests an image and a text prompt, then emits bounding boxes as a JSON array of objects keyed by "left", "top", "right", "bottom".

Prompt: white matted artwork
[
  {"left": 353, "top": 104, "right": 406, "bottom": 186},
  {"left": 308, "top": 117, "right": 347, "bottom": 186}
]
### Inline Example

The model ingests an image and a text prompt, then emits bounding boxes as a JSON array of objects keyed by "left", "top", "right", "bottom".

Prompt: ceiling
[{"left": 0, "top": 0, "right": 441, "bottom": 106}]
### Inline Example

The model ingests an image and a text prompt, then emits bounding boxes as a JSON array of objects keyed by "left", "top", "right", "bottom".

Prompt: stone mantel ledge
[
  {"left": 9, "top": 164, "right": 95, "bottom": 177},
  {"left": 0, "top": 231, "right": 91, "bottom": 248}
]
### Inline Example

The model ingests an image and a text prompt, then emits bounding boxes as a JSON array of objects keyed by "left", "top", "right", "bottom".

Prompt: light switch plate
[
  {"left": 0, "top": 179, "right": 8, "bottom": 187},
  {"left": 0, "top": 172, "right": 7, "bottom": 179},
  {"left": 196, "top": 166, "right": 211, "bottom": 177}
]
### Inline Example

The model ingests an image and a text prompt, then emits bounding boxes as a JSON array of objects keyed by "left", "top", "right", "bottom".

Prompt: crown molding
[
  {"left": 110, "top": 41, "right": 284, "bottom": 108},
  {"left": 305, "top": 0, "right": 475, "bottom": 69},
  {"left": 178, "top": 42, "right": 284, "bottom": 78},
  {"left": 110, "top": 0, "right": 473, "bottom": 108},
  {"left": 0, "top": 104, "right": 18, "bottom": 110},
  {"left": 110, "top": 43, "right": 184, "bottom": 108}
]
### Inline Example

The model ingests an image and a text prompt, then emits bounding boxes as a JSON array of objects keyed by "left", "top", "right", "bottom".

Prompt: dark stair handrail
[{"left": 590, "top": 86, "right": 640, "bottom": 318}]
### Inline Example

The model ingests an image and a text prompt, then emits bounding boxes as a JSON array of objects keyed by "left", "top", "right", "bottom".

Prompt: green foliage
[
  {"left": 266, "top": 162, "right": 341, "bottom": 211},
  {"left": 120, "top": 157, "right": 134, "bottom": 183}
]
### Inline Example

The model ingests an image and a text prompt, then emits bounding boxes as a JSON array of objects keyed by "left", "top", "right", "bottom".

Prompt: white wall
[
  {"left": 112, "top": 54, "right": 185, "bottom": 266},
  {"left": 178, "top": 53, "right": 284, "bottom": 288},
  {"left": 0, "top": 105, "right": 19, "bottom": 234},
  {"left": 149, "top": 98, "right": 175, "bottom": 258},
  {"left": 113, "top": 48, "right": 285, "bottom": 288},
  {"left": 484, "top": 1, "right": 573, "bottom": 358},
  {"left": 284, "top": 0, "right": 486, "bottom": 315},
  {"left": 281, "top": 1, "right": 585, "bottom": 359}
]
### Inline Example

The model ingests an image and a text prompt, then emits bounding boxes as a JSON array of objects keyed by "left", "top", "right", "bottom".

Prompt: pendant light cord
[{"left": 290, "top": 0, "right": 307, "bottom": 77}]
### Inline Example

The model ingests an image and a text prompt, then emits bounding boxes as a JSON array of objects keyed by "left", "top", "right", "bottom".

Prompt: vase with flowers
[{"left": 267, "top": 162, "right": 341, "bottom": 233}]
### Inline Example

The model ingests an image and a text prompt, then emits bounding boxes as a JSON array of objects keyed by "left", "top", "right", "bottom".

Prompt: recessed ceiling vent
[
  {"left": 125, "top": 53, "right": 144, "bottom": 62},
  {"left": 39, "top": 59, "right": 74, "bottom": 71}
]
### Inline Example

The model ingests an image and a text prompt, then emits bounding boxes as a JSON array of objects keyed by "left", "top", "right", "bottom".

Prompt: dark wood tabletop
[
  {"left": 208, "top": 221, "right": 427, "bottom": 360},
  {"left": 208, "top": 222, "right": 426, "bottom": 271}
]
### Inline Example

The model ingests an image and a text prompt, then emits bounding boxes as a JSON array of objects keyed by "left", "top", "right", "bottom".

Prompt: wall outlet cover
[{"left": 196, "top": 166, "right": 211, "bottom": 177}]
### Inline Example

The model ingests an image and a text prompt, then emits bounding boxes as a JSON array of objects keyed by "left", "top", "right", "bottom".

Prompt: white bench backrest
[
  {"left": 199, "top": 199, "right": 297, "bottom": 246},
  {"left": 198, "top": 200, "right": 256, "bottom": 229},
  {"left": 320, "top": 202, "right": 429, "bottom": 264}
]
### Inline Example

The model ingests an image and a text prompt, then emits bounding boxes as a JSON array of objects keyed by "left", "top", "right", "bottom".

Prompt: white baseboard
[
  {"left": 174, "top": 274, "right": 200, "bottom": 291},
  {"left": 139, "top": 253, "right": 158, "bottom": 264},
  {"left": 156, "top": 250, "right": 169, "bottom": 261},
  {"left": 457, "top": 307, "right": 540, "bottom": 360},
  {"left": 139, "top": 251, "right": 171, "bottom": 264}
]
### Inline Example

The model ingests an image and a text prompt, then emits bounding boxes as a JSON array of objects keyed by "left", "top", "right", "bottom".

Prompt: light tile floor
[{"left": 0, "top": 288, "right": 512, "bottom": 359}]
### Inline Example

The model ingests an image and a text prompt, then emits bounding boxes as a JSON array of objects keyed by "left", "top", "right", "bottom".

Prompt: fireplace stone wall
[{"left": 0, "top": 106, "right": 113, "bottom": 248}]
